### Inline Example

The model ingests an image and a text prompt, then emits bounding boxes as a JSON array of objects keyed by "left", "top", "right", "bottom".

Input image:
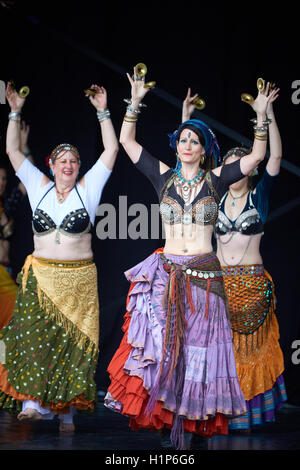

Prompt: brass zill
[{"left": 192, "top": 96, "right": 206, "bottom": 110}]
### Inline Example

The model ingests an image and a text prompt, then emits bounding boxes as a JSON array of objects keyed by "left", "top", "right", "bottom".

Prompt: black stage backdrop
[{"left": 0, "top": 2, "right": 299, "bottom": 404}]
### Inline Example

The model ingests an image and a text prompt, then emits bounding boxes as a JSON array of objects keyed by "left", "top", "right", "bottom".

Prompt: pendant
[
  {"left": 55, "top": 229, "right": 61, "bottom": 244},
  {"left": 230, "top": 200, "right": 236, "bottom": 207}
]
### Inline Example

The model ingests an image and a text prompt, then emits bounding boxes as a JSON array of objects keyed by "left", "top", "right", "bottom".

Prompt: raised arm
[
  {"left": 5, "top": 81, "right": 26, "bottom": 172},
  {"left": 265, "top": 86, "right": 282, "bottom": 176},
  {"left": 86, "top": 85, "right": 119, "bottom": 170},
  {"left": 119, "top": 69, "right": 170, "bottom": 173},
  {"left": 182, "top": 88, "right": 199, "bottom": 123},
  {"left": 213, "top": 83, "right": 278, "bottom": 178},
  {"left": 18, "top": 120, "right": 33, "bottom": 195},
  {"left": 238, "top": 84, "right": 279, "bottom": 175}
]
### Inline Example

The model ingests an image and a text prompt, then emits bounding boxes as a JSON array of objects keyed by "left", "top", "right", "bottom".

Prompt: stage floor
[{"left": 0, "top": 397, "right": 299, "bottom": 451}]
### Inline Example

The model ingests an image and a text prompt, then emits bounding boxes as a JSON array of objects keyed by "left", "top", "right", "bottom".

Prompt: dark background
[{"left": 0, "top": 1, "right": 299, "bottom": 403}]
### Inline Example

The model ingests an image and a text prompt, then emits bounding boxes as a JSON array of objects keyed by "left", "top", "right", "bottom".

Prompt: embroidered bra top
[
  {"left": 215, "top": 169, "right": 278, "bottom": 236},
  {"left": 32, "top": 184, "right": 91, "bottom": 240},
  {"left": 135, "top": 148, "right": 244, "bottom": 226},
  {"left": 215, "top": 191, "right": 263, "bottom": 235}
]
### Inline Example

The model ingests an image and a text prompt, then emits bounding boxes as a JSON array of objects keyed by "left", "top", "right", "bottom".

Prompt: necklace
[
  {"left": 229, "top": 189, "right": 249, "bottom": 207},
  {"left": 55, "top": 185, "right": 75, "bottom": 204},
  {"left": 174, "top": 168, "right": 204, "bottom": 204}
]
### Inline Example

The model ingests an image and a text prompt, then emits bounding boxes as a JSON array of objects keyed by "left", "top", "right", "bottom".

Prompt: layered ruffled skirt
[
  {"left": 105, "top": 250, "right": 246, "bottom": 448},
  {"left": 222, "top": 264, "right": 287, "bottom": 430},
  {"left": 0, "top": 255, "right": 99, "bottom": 416}
]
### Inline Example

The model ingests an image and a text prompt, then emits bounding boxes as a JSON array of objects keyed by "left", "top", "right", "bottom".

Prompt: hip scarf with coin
[
  {"left": 222, "top": 264, "right": 275, "bottom": 353},
  {"left": 21, "top": 255, "right": 99, "bottom": 356}
]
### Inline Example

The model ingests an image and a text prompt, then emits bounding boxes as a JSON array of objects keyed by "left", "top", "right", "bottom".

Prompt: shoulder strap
[
  {"left": 75, "top": 185, "right": 87, "bottom": 210},
  {"left": 159, "top": 172, "right": 176, "bottom": 203},
  {"left": 205, "top": 171, "right": 220, "bottom": 205},
  {"left": 35, "top": 184, "right": 55, "bottom": 210}
]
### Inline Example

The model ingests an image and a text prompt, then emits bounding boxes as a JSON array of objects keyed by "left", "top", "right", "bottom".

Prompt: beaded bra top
[
  {"left": 215, "top": 190, "right": 263, "bottom": 235},
  {"left": 32, "top": 185, "right": 91, "bottom": 243},
  {"left": 159, "top": 172, "right": 219, "bottom": 226}
]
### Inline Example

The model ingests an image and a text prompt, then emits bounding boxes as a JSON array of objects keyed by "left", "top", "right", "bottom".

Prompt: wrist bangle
[
  {"left": 124, "top": 114, "right": 138, "bottom": 123},
  {"left": 97, "top": 108, "right": 110, "bottom": 122},
  {"left": 123, "top": 98, "right": 147, "bottom": 108},
  {"left": 254, "top": 132, "right": 268, "bottom": 141},
  {"left": 9, "top": 110, "right": 21, "bottom": 120},
  {"left": 253, "top": 125, "right": 268, "bottom": 132},
  {"left": 126, "top": 105, "right": 141, "bottom": 115},
  {"left": 251, "top": 118, "right": 272, "bottom": 127}
]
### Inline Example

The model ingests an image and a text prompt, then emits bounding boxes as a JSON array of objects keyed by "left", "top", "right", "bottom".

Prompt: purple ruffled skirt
[{"left": 116, "top": 251, "right": 247, "bottom": 421}]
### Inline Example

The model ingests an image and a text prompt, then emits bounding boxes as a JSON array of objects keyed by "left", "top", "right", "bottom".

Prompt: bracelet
[
  {"left": 253, "top": 125, "right": 268, "bottom": 132},
  {"left": 123, "top": 98, "right": 147, "bottom": 108},
  {"left": 126, "top": 105, "right": 141, "bottom": 115},
  {"left": 8, "top": 110, "right": 21, "bottom": 120},
  {"left": 254, "top": 132, "right": 268, "bottom": 141},
  {"left": 124, "top": 114, "right": 138, "bottom": 123},
  {"left": 251, "top": 117, "right": 272, "bottom": 126},
  {"left": 96, "top": 108, "right": 110, "bottom": 122}
]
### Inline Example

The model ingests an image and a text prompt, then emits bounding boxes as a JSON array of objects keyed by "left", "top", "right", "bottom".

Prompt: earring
[{"left": 200, "top": 154, "right": 205, "bottom": 165}]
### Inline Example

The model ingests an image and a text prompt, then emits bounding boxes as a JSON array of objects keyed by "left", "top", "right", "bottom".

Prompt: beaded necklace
[{"left": 174, "top": 167, "right": 204, "bottom": 204}]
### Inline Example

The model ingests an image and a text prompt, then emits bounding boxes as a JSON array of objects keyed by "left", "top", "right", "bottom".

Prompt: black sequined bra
[
  {"left": 215, "top": 190, "right": 263, "bottom": 235},
  {"left": 32, "top": 185, "right": 91, "bottom": 243},
  {"left": 159, "top": 173, "right": 219, "bottom": 226}
]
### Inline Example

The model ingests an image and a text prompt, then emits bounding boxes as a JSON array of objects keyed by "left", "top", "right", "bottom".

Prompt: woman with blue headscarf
[{"left": 105, "top": 69, "right": 276, "bottom": 449}]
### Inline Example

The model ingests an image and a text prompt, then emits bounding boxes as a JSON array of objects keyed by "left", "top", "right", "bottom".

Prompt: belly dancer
[
  {"left": 0, "top": 82, "right": 118, "bottom": 432},
  {"left": 104, "top": 70, "right": 277, "bottom": 449}
]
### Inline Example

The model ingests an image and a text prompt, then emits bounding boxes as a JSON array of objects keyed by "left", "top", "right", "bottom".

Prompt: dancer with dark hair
[
  {"left": 0, "top": 82, "right": 118, "bottom": 432},
  {"left": 214, "top": 85, "right": 287, "bottom": 431},
  {"left": 104, "top": 70, "right": 277, "bottom": 449}
]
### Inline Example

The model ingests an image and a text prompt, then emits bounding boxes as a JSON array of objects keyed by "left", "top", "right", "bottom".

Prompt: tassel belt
[
  {"left": 164, "top": 260, "right": 223, "bottom": 279},
  {"left": 160, "top": 253, "right": 225, "bottom": 319}
]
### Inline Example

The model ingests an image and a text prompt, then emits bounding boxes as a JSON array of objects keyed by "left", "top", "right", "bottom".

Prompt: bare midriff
[
  {"left": 33, "top": 232, "right": 93, "bottom": 261},
  {"left": 163, "top": 223, "right": 214, "bottom": 256},
  {"left": 216, "top": 232, "right": 263, "bottom": 266}
]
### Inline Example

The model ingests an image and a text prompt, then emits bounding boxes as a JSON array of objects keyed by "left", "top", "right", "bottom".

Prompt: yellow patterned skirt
[{"left": 22, "top": 254, "right": 100, "bottom": 354}]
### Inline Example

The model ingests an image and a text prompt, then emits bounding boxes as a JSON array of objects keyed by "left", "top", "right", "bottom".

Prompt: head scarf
[{"left": 168, "top": 119, "right": 220, "bottom": 169}]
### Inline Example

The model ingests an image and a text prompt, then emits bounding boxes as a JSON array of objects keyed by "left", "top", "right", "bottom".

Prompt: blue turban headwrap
[{"left": 168, "top": 119, "right": 221, "bottom": 170}]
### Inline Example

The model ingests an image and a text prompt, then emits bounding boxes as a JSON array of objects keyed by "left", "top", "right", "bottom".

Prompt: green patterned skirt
[{"left": 0, "top": 260, "right": 99, "bottom": 416}]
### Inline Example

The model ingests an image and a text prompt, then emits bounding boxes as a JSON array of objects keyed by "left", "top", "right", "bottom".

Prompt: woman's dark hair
[
  {"left": 177, "top": 124, "right": 214, "bottom": 171},
  {"left": 0, "top": 160, "right": 8, "bottom": 199}
]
